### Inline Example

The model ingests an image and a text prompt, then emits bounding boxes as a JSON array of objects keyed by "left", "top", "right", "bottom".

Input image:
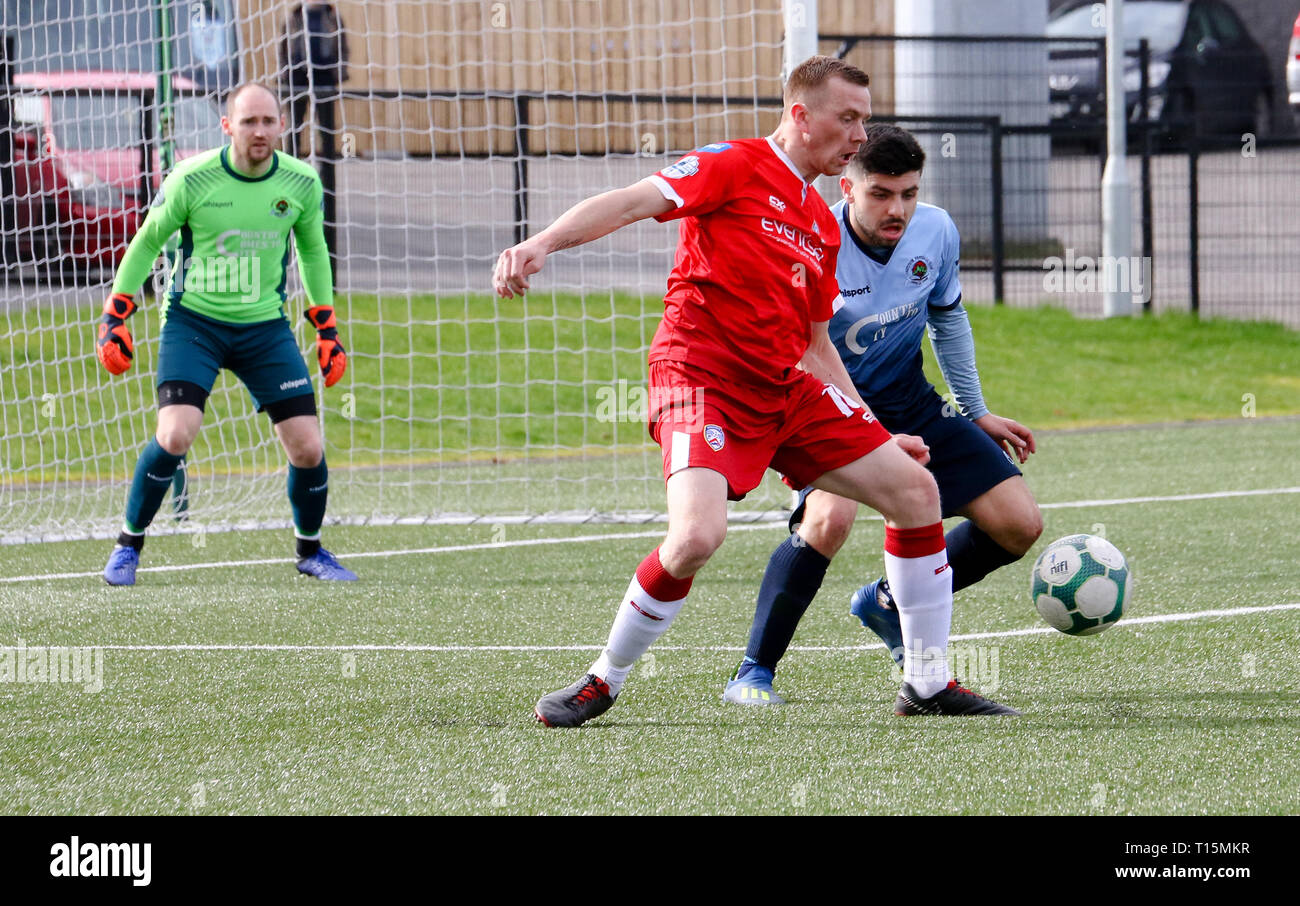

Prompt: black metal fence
[
  {"left": 3, "top": 28, "right": 1297, "bottom": 326},
  {"left": 820, "top": 32, "right": 1300, "bottom": 325},
  {"left": 455, "top": 30, "right": 1298, "bottom": 324}
]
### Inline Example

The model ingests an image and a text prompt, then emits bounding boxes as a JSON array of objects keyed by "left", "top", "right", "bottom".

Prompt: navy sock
[
  {"left": 740, "top": 534, "right": 831, "bottom": 673},
  {"left": 288, "top": 457, "right": 329, "bottom": 554},
  {"left": 123, "top": 438, "right": 185, "bottom": 537},
  {"left": 945, "top": 520, "right": 1021, "bottom": 593}
]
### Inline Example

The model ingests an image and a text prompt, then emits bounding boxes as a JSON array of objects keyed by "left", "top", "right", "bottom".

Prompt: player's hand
[
  {"left": 892, "top": 432, "right": 930, "bottom": 467},
  {"left": 96, "top": 292, "right": 136, "bottom": 375},
  {"left": 493, "top": 239, "right": 548, "bottom": 298},
  {"left": 974, "top": 413, "right": 1035, "bottom": 464},
  {"left": 306, "top": 304, "right": 348, "bottom": 388}
]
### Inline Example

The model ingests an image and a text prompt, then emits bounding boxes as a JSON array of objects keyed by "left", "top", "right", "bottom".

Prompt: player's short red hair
[{"left": 783, "top": 55, "right": 870, "bottom": 106}]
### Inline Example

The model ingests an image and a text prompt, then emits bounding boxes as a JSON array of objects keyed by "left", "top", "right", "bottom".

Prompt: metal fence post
[
  {"left": 1188, "top": 135, "right": 1199, "bottom": 316},
  {"left": 1138, "top": 38, "right": 1153, "bottom": 312},
  {"left": 513, "top": 95, "right": 530, "bottom": 247},
  {"left": 990, "top": 117, "right": 1004, "bottom": 304}
]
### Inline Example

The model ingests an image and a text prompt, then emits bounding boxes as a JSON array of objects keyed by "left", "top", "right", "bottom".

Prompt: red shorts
[{"left": 647, "top": 360, "right": 892, "bottom": 501}]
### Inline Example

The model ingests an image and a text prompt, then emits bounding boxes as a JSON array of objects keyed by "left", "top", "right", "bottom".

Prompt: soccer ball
[{"left": 1031, "top": 534, "right": 1131, "bottom": 636}]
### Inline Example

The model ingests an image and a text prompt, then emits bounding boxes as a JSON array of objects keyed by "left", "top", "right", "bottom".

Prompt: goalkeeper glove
[
  {"left": 305, "top": 304, "right": 347, "bottom": 387},
  {"left": 96, "top": 292, "right": 136, "bottom": 375}
]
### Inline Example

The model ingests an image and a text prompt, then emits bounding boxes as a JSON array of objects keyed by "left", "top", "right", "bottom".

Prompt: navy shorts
[
  {"left": 157, "top": 303, "right": 313, "bottom": 412},
  {"left": 789, "top": 391, "right": 1022, "bottom": 529}
]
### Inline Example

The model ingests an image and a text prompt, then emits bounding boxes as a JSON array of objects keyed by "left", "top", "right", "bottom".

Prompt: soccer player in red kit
[{"left": 493, "top": 56, "right": 1019, "bottom": 725}]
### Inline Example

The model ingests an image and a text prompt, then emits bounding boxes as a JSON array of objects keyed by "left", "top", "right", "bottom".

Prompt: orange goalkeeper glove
[
  {"left": 96, "top": 292, "right": 136, "bottom": 375},
  {"left": 305, "top": 304, "right": 347, "bottom": 388}
]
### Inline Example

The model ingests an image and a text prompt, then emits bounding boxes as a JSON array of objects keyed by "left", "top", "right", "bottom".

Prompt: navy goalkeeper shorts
[{"left": 156, "top": 302, "right": 313, "bottom": 412}]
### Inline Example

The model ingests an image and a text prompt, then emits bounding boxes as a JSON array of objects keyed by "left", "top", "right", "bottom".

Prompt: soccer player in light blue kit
[{"left": 724, "top": 124, "right": 1043, "bottom": 711}]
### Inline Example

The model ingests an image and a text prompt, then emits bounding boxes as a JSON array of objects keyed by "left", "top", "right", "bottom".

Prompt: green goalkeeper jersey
[{"left": 112, "top": 146, "right": 332, "bottom": 324}]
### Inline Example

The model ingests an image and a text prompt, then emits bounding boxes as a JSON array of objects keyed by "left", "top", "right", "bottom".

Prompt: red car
[{"left": 8, "top": 72, "right": 225, "bottom": 273}]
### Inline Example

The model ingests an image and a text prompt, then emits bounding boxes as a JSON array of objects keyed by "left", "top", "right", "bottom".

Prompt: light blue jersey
[{"left": 828, "top": 200, "right": 973, "bottom": 420}]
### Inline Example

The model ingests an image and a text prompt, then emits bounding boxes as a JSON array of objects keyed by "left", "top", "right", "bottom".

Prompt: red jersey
[{"left": 645, "top": 137, "right": 841, "bottom": 390}]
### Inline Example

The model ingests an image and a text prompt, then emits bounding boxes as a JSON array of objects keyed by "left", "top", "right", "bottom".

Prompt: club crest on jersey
[
  {"left": 907, "top": 256, "right": 931, "bottom": 284},
  {"left": 270, "top": 197, "right": 292, "bottom": 218},
  {"left": 661, "top": 156, "right": 700, "bottom": 179},
  {"left": 703, "top": 424, "right": 725, "bottom": 452}
]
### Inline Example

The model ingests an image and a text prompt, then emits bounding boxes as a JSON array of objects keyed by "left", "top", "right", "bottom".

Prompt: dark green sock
[
  {"left": 124, "top": 438, "right": 185, "bottom": 535},
  {"left": 288, "top": 457, "right": 329, "bottom": 551}
]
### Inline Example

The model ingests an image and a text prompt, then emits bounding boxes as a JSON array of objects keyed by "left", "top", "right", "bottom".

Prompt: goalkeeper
[{"left": 97, "top": 83, "right": 356, "bottom": 585}]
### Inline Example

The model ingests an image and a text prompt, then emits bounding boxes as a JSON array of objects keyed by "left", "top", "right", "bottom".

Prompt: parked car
[
  {"left": 1289, "top": 10, "right": 1300, "bottom": 129},
  {"left": 6, "top": 71, "right": 225, "bottom": 273},
  {"left": 1048, "top": 0, "right": 1274, "bottom": 147}
]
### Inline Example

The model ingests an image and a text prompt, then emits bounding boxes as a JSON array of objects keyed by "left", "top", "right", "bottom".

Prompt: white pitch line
[
  {"left": 0, "top": 526, "right": 704, "bottom": 584},
  {"left": 6, "top": 601, "right": 1296, "bottom": 653},
  {"left": 4, "top": 485, "right": 1299, "bottom": 586},
  {"left": 1037, "top": 486, "right": 1300, "bottom": 509}
]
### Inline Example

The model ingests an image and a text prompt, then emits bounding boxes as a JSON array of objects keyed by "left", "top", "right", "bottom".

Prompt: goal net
[{"left": 0, "top": 0, "right": 791, "bottom": 543}]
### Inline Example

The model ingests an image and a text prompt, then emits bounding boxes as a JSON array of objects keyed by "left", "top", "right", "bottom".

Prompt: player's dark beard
[{"left": 851, "top": 206, "right": 905, "bottom": 248}]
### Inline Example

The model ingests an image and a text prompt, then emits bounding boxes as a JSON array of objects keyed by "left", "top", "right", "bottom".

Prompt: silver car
[{"left": 1290, "top": 11, "right": 1300, "bottom": 128}]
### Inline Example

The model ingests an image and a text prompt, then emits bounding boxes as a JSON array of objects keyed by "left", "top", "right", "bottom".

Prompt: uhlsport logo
[
  {"left": 703, "top": 424, "right": 725, "bottom": 452},
  {"left": 907, "top": 256, "right": 930, "bottom": 284},
  {"left": 49, "top": 837, "right": 151, "bottom": 886},
  {"left": 270, "top": 197, "right": 292, "bottom": 218}
]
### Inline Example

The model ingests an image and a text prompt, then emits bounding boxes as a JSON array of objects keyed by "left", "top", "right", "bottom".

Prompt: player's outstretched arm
[{"left": 493, "top": 181, "right": 674, "bottom": 298}]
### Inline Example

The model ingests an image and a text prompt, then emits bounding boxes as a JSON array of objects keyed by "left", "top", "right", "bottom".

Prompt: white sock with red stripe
[
  {"left": 590, "top": 548, "right": 692, "bottom": 696},
  {"left": 883, "top": 523, "right": 953, "bottom": 699}
]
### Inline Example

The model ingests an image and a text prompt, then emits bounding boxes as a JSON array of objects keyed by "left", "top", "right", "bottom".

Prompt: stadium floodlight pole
[
  {"left": 782, "top": 0, "right": 819, "bottom": 82},
  {"left": 1101, "top": 0, "right": 1133, "bottom": 317}
]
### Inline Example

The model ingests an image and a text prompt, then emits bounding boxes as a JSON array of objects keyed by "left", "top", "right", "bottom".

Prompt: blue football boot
[
  {"left": 722, "top": 657, "right": 786, "bottom": 705},
  {"left": 850, "top": 577, "right": 904, "bottom": 667},
  {"left": 296, "top": 548, "right": 358, "bottom": 581},
  {"left": 103, "top": 545, "right": 139, "bottom": 586}
]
